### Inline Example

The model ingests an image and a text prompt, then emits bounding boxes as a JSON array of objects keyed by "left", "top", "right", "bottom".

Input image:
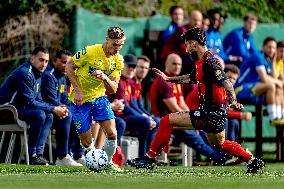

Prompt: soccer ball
[{"left": 85, "top": 148, "right": 108, "bottom": 171}]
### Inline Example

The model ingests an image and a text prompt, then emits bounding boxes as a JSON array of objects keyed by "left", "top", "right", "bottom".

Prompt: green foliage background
[{"left": 0, "top": 0, "right": 283, "bottom": 23}]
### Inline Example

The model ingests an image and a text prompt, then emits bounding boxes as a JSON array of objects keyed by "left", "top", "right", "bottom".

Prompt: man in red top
[
  {"left": 130, "top": 27, "right": 264, "bottom": 174},
  {"left": 161, "top": 10, "right": 203, "bottom": 75}
]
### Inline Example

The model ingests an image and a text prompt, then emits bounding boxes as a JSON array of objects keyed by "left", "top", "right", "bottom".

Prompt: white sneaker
[
  {"left": 75, "top": 156, "right": 86, "bottom": 166},
  {"left": 55, "top": 154, "right": 83, "bottom": 166}
]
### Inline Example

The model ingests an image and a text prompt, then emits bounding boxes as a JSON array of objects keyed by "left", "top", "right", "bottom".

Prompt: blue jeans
[
  {"left": 115, "top": 117, "right": 126, "bottom": 146},
  {"left": 18, "top": 109, "right": 53, "bottom": 156},
  {"left": 122, "top": 115, "right": 159, "bottom": 157},
  {"left": 225, "top": 119, "right": 240, "bottom": 142},
  {"left": 172, "top": 130, "right": 228, "bottom": 164},
  {"left": 53, "top": 113, "right": 72, "bottom": 159}
]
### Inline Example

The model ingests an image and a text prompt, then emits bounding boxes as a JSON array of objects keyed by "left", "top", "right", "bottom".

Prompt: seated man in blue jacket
[
  {"left": 223, "top": 13, "right": 258, "bottom": 65},
  {"left": 0, "top": 47, "right": 67, "bottom": 165},
  {"left": 41, "top": 50, "right": 82, "bottom": 166}
]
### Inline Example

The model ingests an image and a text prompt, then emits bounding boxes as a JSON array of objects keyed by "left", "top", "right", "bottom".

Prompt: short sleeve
[
  {"left": 71, "top": 46, "right": 90, "bottom": 68},
  {"left": 204, "top": 55, "right": 227, "bottom": 87}
]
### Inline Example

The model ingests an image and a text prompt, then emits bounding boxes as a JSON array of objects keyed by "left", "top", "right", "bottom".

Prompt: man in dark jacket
[{"left": 0, "top": 47, "right": 67, "bottom": 165}]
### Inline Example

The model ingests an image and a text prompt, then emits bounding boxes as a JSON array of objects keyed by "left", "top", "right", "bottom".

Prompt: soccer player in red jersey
[{"left": 130, "top": 27, "right": 264, "bottom": 173}]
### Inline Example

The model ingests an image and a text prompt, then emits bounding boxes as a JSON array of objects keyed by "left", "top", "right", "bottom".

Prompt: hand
[
  {"left": 241, "top": 112, "right": 252, "bottom": 120},
  {"left": 74, "top": 88, "right": 83, "bottom": 106},
  {"left": 111, "top": 99, "right": 125, "bottom": 112},
  {"left": 152, "top": 68, "right": 169, "bottom": 81},
  {"left": 149, "top": 118, "right": 157, "bottom": 130},
  {"left": 91, "top": 69, "right": 107, "bottom": 80},
  {"left": 59, "top": 104, "right": 69, "bottom": 117},
  {"left": 53, "top": 106, "right": 68, "bottom": 119},
  {"left": 229, "top": 102, "right": 244, "bottom": 110}
]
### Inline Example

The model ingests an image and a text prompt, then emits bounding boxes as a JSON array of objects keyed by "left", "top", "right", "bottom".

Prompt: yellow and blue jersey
[
  {"left": 275, "top": 59, "right": 284, "bottom": 79},
  {"left": 235, "top": 51, "right": 272, "bottom": 88},
  {"left": 69, "top": 44, "right": 124, "bottom": 103}
]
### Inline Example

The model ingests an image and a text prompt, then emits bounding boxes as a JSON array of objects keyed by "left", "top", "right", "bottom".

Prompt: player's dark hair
[
  {"left": 244, "top": 13, "right": 257, "bottom": 22},
  {"left": 169, "top": 5, "right": 183, "bottom": 15},
  {"left": 107, "top": 27, "right": 125, "bottom": 39},
  {"left": 263, "top": 37, "right": 276, "bottom": 46},
  {"left": 277, "top": 41, "right": 284, "bottom": 48},
  {"left": 32, "top": 47, "right": 49, "bottom": 55},
  {"left": 54, "top": 49, "right": 72, "bottom": 59},
  {"left": 137, "top": 55, "right": 151, "bottom": 65},
  {"left": 224, "top": 64, "right": 240, "bottom": 76},
  {"left": 181, "top": 27, "right": 206, "bottom": 46}
]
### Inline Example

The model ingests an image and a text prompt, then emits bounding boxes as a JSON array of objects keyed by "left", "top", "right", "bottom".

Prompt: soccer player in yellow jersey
[{"left": 66, "top": 27, "right": 125, "bottom": 172}]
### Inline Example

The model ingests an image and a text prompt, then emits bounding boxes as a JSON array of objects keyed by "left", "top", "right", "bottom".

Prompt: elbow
[
  {"left": 109, "top": 87, "right": 117, "bottom": 94},
  {"left": 108, "top": 84, "right": 118, "bottom": 94}
]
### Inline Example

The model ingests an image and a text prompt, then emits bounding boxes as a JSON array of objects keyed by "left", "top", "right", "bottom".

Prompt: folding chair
[{"left": 0, "top": 104, "right": 53, "bottom": 165}]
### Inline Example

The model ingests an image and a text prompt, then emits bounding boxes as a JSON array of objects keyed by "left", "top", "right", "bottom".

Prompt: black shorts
[{"left": 189, "top": 108, "right": 227, "bottom": 134}]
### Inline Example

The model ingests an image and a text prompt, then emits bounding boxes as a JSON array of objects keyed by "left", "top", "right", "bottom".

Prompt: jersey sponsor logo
[
  {"left": 215, "top": 70, "right": 223, "bottom": 80},
  {"left": 88, "top": 66, "right": 97, "bottom": 75},
  {"left": 194, "top": 111, "right": 200, "bottom": 117}
]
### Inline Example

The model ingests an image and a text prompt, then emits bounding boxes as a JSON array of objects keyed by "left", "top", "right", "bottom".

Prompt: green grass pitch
[{"left": 1, "top": 163, "right": 284, "bottom": 189}]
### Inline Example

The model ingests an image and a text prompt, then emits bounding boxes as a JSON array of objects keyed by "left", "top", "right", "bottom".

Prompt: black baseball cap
[
  {"left": 123, "top": 54, "right": 137, "bottom": 66},
  {"left": 181, "top": 27, "right": 207, "bottom": 46}
]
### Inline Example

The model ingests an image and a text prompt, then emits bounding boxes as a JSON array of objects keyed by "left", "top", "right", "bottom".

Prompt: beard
[{"left": 190, "top": 51, "right": 199, "bottom": 61}]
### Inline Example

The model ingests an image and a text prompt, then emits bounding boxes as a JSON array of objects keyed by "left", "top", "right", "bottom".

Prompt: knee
[
  {"left": 106, "top": 131, "right": 117, "bottom": 140},
  {"left": 80, "top": 137, "right": 93, "bottom": 148},
  {"left": 276, "top": 86, "right": 283, "bottom": 96},
  {"left": 266, "top": 83, "right": 276, "bottom": 92},
  {"left": 116, "top": 118, "right": 126, "bottom": 130},
  {"left": 34, "top": 110, "right": 47, "bottom": 123}
]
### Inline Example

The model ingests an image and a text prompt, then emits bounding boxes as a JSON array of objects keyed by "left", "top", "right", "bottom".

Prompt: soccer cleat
[
  {"left": 129, "top": 156, "right": 156, "bottom": 170},
  {"left": 55, "top": 155, "right": 83, "bottom": 166},
  {"left": 246, "top": 158, "right": 265, "bottom": 174},
  {"left": 103, "top": 162, "right": 124, "bottom": 173}
]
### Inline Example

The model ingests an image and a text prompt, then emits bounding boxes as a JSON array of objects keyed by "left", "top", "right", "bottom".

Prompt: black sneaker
[
  {"left": 30, "top": 155, "right": 49, "bottom": 165},
  {"left": 246, "top": 158, "right": 265, "bottom": 174},
  {"left": 128, "top": 156, "right": 156, "bottom": 170}
]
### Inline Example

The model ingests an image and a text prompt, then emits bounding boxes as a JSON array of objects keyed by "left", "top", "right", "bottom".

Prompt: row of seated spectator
[
  {"left": 142, "top": 5, "right": 284, "bottom": 159},
  {"left": 0, "top": 48, "right": 84, "bottom": 166},
  {"left": 147, "top": 5, "right": 284, "bottom": 130}
]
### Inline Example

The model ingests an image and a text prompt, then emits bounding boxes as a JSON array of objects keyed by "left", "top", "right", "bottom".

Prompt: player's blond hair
[{"left": 107, "top": 27, "right": 125, "bottom": 39}]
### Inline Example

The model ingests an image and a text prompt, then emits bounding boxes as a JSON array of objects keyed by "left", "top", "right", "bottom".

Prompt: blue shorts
[
  {"left": 235, "top": 83, "right": 264, "bottom": 103},
  {"left": 70, "top": 95, "right": 114, "bottom": 134}
]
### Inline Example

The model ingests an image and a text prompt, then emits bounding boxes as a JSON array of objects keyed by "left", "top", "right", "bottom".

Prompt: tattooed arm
[
  {"left": 167, "top": 74, "right": 191, "bottom": 84},
  {"left": 152, "top": 68, "right": 192, "bottom": 84},
  {"left": 223, "top": 79, "right": 237, "bottom": 104},
  {"left": 223, "top": 79, "right": 243, "bottom": 110}
]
